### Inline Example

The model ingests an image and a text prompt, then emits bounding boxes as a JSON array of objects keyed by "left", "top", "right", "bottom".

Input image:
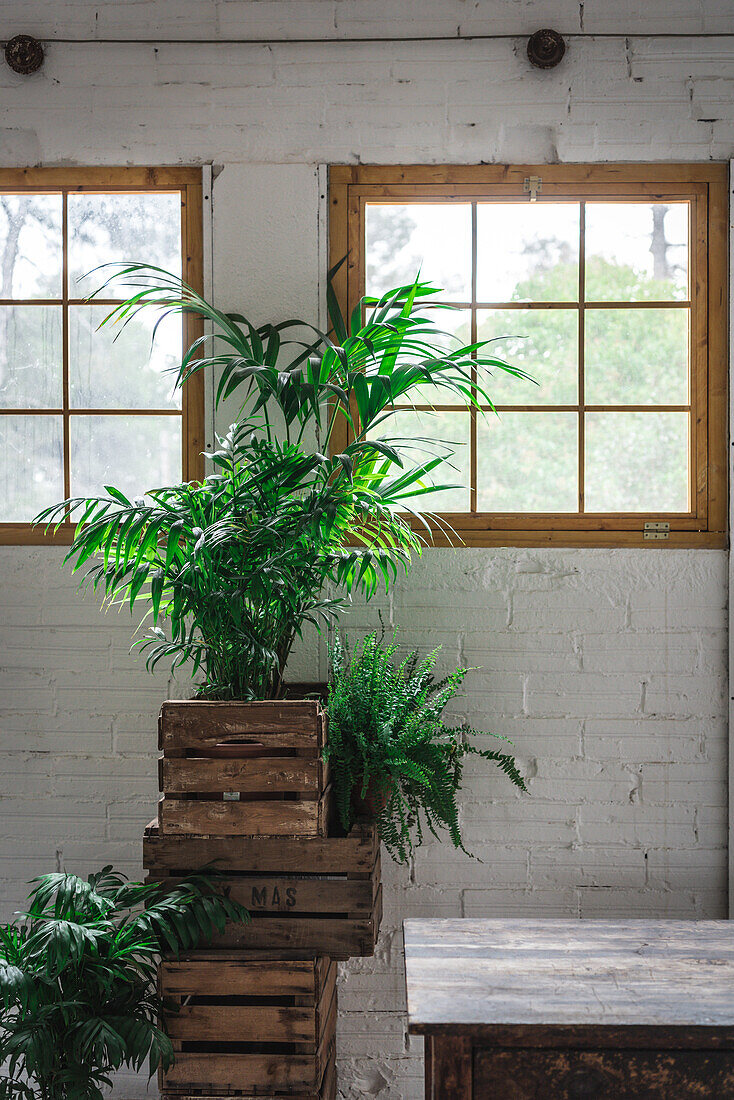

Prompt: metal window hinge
[
  {"left": 643, "top": 522, "right": 670, "bottom": 541},
  {"left": 523, "top": 175, "right": 543, "bottom": 202}
]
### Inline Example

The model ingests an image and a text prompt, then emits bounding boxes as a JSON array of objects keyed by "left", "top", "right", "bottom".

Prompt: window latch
[
  {"left": 643, "top": 522, "right": 670, "bottom": 541},
  {"left": 523, "top": 175, "right": 543, "bottom": 202}
]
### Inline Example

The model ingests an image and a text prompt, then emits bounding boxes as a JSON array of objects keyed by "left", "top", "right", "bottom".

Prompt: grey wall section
[
  {"left": 0, "top": 6, "right": 731, "bottom": 1096},
  {"left": 2, "top": 0, "right": 733, "bottom": 39}
]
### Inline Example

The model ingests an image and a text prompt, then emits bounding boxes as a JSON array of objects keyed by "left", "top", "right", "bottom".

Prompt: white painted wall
[{"left": 0, "top": 4, "right": 731, "bottom": 1097}]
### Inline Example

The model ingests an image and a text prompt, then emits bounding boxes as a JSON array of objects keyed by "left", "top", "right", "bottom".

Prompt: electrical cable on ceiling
[{"left": 2, "top": 31, "right": 734, "bottom": 47}]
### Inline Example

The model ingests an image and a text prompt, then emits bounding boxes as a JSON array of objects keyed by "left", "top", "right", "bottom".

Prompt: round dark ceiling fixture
[
  {"left": 527, "top": 29, "right": 566, "bottom": 70},
  {"left": 4, "top": 34, "right": 45, "bottom": 75}
]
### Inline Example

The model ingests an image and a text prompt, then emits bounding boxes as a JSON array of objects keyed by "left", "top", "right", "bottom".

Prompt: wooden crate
[
  {"left": 161, "top": 1048, "right": 336, "bottom": 1099},
  {"left": 160, "top": 954, "right": 336, "bottom": 1096},
  {"left": 158, "top": 700, "right": 331, "bottom": 837},
  {"left": 162, "top": 1048, "right": 336, "bottom": 1099},
  {"left": 144, "top": 821, "right": 382, "bottom": 959}
]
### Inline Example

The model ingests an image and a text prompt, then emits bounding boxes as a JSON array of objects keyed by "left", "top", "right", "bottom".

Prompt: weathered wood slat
[
  {"left": 319, "top": 965, "right": 337, "bottom": 1026},
  {"left": 316, "top": 983, "right": 337, "bottom": 1075},
  {"left": 154, "top": 874, "right": 375, "bottom": 915},
  {"left": 375, "top": 882, "right": 383, "bottom": 928},
  {"left": 212, "top": 913, "right": 378, "bottom": 959},
  {"left": 166, "top": 1004, "right": 317, "bottom": 1044},
  {"left": 159, "top": 700, "right": 325, "bottom": 752},
  {"left": 160, "top": 956, "right": 328, "bottom": 999},
  {"left": 161, "top": 1040, "right": 336, "bottom": 1099},
  {"left": 162, "top": 1051, "right": 323, "bottom": 1091},
  {"left": 159, "top": 791, "right": 331, "bottom": 837},
  {"left": 161, "top": 756, "right": 325, "bottom": 794},
  {"left": 144, "top": 820, "right": 378, "bottom": 873}
]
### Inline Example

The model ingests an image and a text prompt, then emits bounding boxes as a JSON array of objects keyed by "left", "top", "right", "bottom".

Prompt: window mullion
[
  {"left": 61, "top": 189, "right": 71, "bottom": 504},
  {"left": 470, "top": 201, "right": 478, "bottom": 513},
  {"left": 578, "top": 200, "right": 586, "bottom": 514}
]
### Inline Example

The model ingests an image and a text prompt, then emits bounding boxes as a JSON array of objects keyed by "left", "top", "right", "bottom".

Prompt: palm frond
[
  {"left": 33, "top": 262, "right": 531, "bottom": 700},
  {"left": 0, "top": 868, "right": 248, "bottom": 1099}
]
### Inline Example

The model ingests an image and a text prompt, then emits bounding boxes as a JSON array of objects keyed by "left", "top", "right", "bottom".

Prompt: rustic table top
[{"left": 403, "top": 918, "right": 734, "bottom": 1036}]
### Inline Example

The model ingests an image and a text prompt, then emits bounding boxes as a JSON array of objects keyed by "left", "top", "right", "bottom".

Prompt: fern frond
[{"left": 326, "top": 630, "right": 526, "bottom": 862}]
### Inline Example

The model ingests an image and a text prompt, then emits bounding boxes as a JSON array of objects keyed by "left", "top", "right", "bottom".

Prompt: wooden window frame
[
  {"left": 328, "top": 163, "right": 728, "bottom": 549},
  {"left": 0, "top": 166, "right": 205, "bottom": 546}
]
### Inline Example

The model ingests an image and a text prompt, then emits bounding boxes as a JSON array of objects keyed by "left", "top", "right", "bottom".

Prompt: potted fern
[
  {"left": 36, "top": 264, "right": 527, "bottom": 724},
  {"left": 326, "top": 632, "right": 526, "bottom": 863},
  {"left": 0, "top": 867, "right": 248, "bottom": 1099}
]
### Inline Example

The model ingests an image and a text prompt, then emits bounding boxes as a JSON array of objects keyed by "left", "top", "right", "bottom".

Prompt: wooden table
[{"left": 403, "top": 918, "right": 734, "bottom": 1099}]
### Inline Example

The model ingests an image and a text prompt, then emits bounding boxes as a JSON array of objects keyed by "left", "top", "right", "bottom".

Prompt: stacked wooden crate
[
  {"left": 158, "top": 954, "right": 338, "bottom": 1099},
  {"left": 144, "top": 698, "right": 382, "bottom": 1099}
]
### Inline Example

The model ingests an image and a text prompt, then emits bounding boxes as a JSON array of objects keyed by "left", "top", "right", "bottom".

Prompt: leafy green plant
[
  {"left": 35, "top": 262, "right": 530, "bottom": 700},
  {"left": 0, "top": 867, "right": 249, "bottom": 1100},
  {"left": 325, "top": 631, "right": 527, "bottom": 863}
]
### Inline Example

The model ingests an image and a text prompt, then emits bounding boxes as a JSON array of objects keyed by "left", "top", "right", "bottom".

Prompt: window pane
[
  {"left": 585, "top": 412, "right": 689, "bottom": 512},
  {"left": 0, "top": 415, "right": 63, "bottom": 521},
  {"left": 477, "top": 308, "right": 578, "bottom": 405},
  {"left": 477, "top": 411, "right": 578, "bottom": 512},
  {"left": 0, "top": 306, "right": 63, "bottom": 408},
  {"left": 365, "top": 203, "right": 471, "bottom": 301},
  {"left": 68, "top": 193, "right": 182, "bottom": 297},
  {"left": 69, "top": 305, "right": 181, "bottom": 409},
  {"left": 373, "top": 408, "right": 470, "bottom": 511},
  {"left": 476, "top": 203, "right": 580, "bottom": 303},
  {"left": 70, "top": 415, "right": 182, "bottom": 500},
  {"left": 585, "top": 307, "right": 688, "bottom": 406},
  {"left": 409, "top": 307, "right": 472, "bottom": 406},
  {"left": 0, "top": 194, "right": 63, "bottom": 298},
  {"left": 585, "top": 203, "right": 688, "bottom": 302}
]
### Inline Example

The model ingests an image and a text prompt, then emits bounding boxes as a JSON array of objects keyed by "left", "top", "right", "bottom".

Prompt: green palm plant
[
  {"left": 326, "top": 631, "right": 527, "bottom": 863},
  {"left": 0, "top": 867, "right": 249, "bottom": 1100},
  {"left": 36, "top": 262, "right": 530, "bottom": 699}
]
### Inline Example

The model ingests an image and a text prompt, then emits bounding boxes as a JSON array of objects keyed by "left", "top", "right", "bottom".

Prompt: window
[
  {"left": 0, "top": 167, "right": 204, "bottom": 544},
  {"left": 329, "top": 164, "right": 728, "bottom": 548}
]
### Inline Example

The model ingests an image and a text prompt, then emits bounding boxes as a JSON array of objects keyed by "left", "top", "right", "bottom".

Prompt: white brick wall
[
  {"left": 0, "top": 4, "right": 731, "bottom": 1096},
  {"left": 3, "top": 0, "right": 734, "bottom": 39},
  {"left": 334, "top": 549, "right": 727, "bottom": 1098}
]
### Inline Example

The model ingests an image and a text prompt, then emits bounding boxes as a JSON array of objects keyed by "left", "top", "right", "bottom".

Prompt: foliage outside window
[
  {"left": 329, "top": 164, "right": 727, "bottom": 548},
  {"left": 0, "top": 168, "right": 204, "bottom": 544}
]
